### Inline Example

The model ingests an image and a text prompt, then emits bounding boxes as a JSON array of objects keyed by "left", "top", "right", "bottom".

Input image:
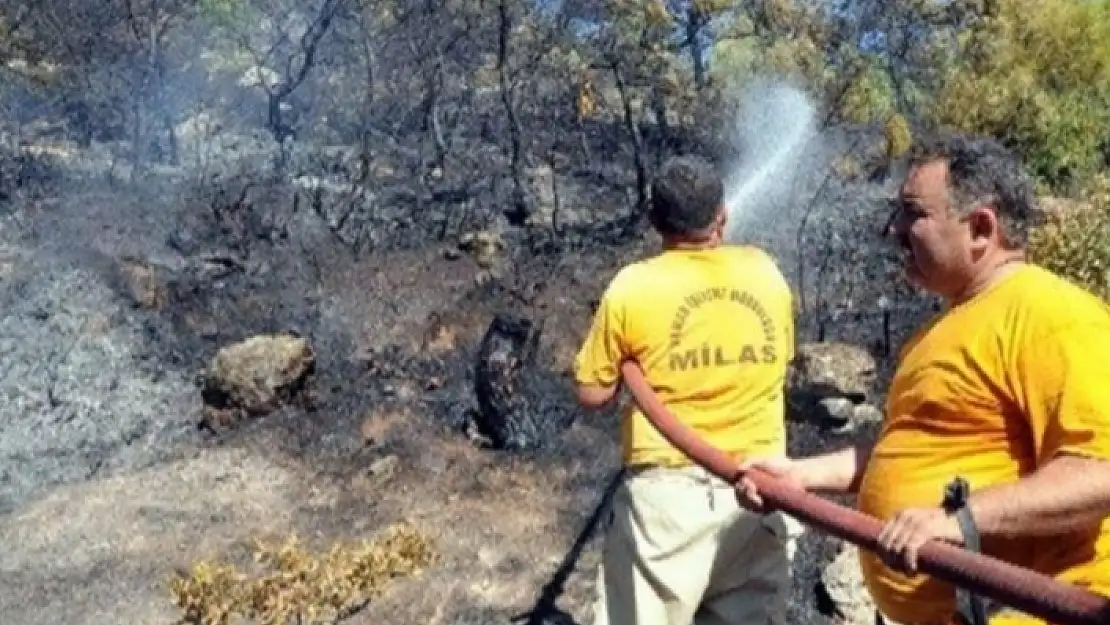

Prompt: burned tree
[
  {"left": 472, "top": 313, "right": 576, "bottom": 451},
  {"left": 122, "top": 0, "right": 194, "bottom": 167},
  {"left": 219, "top": 0, "right": 348, "bottom": 163}
]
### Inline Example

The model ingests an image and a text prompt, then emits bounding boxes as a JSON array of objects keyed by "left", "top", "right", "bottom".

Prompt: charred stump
[{"left": 472, "top": 313, "right": 575, "bottom": 451}]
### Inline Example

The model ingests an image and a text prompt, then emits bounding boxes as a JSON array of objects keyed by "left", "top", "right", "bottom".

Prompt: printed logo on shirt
[{"left": 667, "top": 286, "right": 778, "bottom": 371}]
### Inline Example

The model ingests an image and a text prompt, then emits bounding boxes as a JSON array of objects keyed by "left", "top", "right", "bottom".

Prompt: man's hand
[
  {"left": 876, "top": 507, "right": 964, "bottom": 574},
  {"left": 734, "top": 456, "right": 807, "bottom": 514}
]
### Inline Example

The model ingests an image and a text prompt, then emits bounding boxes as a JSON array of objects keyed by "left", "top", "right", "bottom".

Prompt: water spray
[{"left": 721, "top": 81, "right": 819, "bottom": 243}]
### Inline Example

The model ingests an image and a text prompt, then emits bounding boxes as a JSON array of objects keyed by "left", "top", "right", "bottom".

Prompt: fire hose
[{"left": 617, "top": 360, "right": 1110, "bottom": 625}]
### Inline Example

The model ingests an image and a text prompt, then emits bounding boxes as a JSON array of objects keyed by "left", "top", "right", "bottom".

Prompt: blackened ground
[
  {"left": 0, "top": 143, "right": 934, "bottom": 625},
  {"left": 0, "top": 165, "right": 638, "bottom": 625}
]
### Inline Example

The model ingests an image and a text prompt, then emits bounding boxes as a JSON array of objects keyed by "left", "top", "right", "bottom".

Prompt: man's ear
[{"left": 967, "top": 205, "right": 1000, "bottom": 249}]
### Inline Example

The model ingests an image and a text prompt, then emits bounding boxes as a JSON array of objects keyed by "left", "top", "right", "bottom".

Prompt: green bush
[
  {"left": 1029, "top": 176, "right": 1110, "bottom": 299},
  {"left": 933, "top": 0, "right": 1110, "bottom": 193}
]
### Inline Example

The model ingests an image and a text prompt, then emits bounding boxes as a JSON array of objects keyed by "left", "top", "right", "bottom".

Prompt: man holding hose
[
  {"left": 572, "top": 154, "right": 803, "bottom": 625},
  {"left": 738, "top": 133, "right": 1110, "bottom": 625}
]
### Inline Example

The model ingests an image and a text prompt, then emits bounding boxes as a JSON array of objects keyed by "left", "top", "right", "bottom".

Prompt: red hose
[{"left": 618, "top": 360, "right": 1110, "bottom": 625}]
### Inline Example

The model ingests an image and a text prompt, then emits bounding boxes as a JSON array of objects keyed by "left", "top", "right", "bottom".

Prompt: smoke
[{"left": 720, "top": 80, "right": 825, "bottom": 244}]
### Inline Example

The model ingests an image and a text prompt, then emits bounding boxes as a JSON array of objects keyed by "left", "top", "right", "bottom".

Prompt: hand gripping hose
[{"left": 618, "top": 360, "right": 1110, "bottom": 625}]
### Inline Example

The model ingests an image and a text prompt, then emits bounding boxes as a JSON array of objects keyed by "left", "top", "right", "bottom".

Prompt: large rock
[
  {"left": 816, "top": 540, "right": 876, "bottom": 625},
  {"left": 199, "top": 333, "right": 316, "bottom": 432},
  {"left": 788, "top": 342, "right": 881, "bottom": 432}
]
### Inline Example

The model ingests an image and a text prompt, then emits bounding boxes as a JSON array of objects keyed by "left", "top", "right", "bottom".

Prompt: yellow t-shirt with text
[
  {"left": 858, "top": 263, "right": 1110, "bottom": 625},
  {"left": 573, "top": 246, "right": 795, "bottom": 468}
]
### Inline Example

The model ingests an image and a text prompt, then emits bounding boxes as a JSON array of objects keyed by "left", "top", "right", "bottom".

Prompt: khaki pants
[{"left": 590, "top": 465, "right": 804, "bottom": 625}]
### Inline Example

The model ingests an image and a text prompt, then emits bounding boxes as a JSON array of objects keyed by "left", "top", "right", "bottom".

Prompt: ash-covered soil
[
  {"left": 0, "top": 137, "right": 936, "bottom": 625},
  {"left": 0, "top": 166, "right": 636, "bottom": 625}
]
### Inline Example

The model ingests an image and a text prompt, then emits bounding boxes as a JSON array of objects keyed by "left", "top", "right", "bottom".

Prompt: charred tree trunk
[
  {"left": 685, "top": 5, "right": 707, "bottom": 90},
  {"left": 263, "top": 0, "right": 344, "bottom": 149},
  {"left": 498, "top": 0, "right": 528, "bottom": 226},
  {"left": 610, "top": 58, "right": 648, "bottom": 232},
  {"left": 650, "top": 85, "right": 669, "bottom": 168},
  {"left": 472, "top": 313, "right": 575, "bottom": 450}
]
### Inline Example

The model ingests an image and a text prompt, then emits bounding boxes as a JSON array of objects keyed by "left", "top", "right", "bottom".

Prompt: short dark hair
[
  {"left": 906, "top": 132, "right": 1037, "bottom": 247},
  {"left": 649, "top": 155, "right": 724, "bottom": 237}
]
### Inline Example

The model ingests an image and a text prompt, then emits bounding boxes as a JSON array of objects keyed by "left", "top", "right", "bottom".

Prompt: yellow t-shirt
[
  {"left": 857, "top": 263, "right": 1110, "bottom": 625},
  {"left": 573, "top": 245, "right": 795, "bottom": 467}
]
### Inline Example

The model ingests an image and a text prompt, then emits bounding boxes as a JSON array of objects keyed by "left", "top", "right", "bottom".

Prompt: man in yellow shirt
[
  {"left": 573, "top": 154, "right": 803, "bottom": 625},
  {"left": 737, "top": 133, "right": 1110, "bottom": 625}
]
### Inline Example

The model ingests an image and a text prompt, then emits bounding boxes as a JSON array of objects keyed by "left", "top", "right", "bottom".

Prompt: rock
[
  {"left": 816, "top": 396, "right": 856, "bottom": 429},
  {"left": 472, "top": 313, "right": 576, "bottom": 450},
  {"left": 459, "top": 230, "right": 503, "bottom": 269},
  {"left": 852, "top": 403, "right": 884, "bottom": 426},
  {"left": 816, "top": 541, "right": 875, "bottom": 625},
  {"left": 368, "top": 454, "right": 399, "bottom": 479},
  {"left": 199, "top": 333, "right": 316, "bottom": 431},
  {"left": 793, "top": 342, "right": 876, "bottom": 399},
  {"left": 789, "top": 342, "right": 879, "bottom": 431},
  {"left": 117, "top": 256, "right": 169, "bottom": 310}
]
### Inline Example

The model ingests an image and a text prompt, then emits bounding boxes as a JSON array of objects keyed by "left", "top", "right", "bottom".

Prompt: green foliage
[
  {"left": 1029, "top": 176, "right": 1110, "bottom": 300},
  {"left": 710, "top": 28, "right": 822, "bottom": 94},
  {"left": 933, "top": 0, "right": 1110, "bottom": 191},
  {"left": 840, "top": 62, "right": 896, "bottom": 124},
  {"left": 883, "top": 113, "right": 912, "bottom": 160},
  {"left": 708, "top": 0, "right": 832, "bottom": 90}
]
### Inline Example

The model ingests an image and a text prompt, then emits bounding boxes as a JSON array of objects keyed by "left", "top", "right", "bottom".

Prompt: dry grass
[{"left": 168, "top": 523, "right": 436, "bottom": 625}]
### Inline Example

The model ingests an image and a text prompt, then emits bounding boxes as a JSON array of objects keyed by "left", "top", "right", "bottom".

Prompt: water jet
[{"left": 721, "top": 81, "right": 820, "bottom": 243}]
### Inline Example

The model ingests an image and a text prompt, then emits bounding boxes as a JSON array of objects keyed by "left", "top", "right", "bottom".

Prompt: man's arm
[
  {"left": 876, "top": 451, "right": 1110, "bottom": 574},
  {"left": 575, "top": 383, "right": 620, "bottom": 411},
  {"left": 968, "top": 454, "right": 1110, "bottom": 538},
  {"left": 877, "top": 317, "right": 1110, "bottom": 573},
  {"left": 795, "top": 440, "right": 876, "bottom": 494},
  {"left": 965, "top": 318, "right": 1110, "bottom": 539},
  {"left": 572, "top": 284, "right": 628, "bottom": 411},
  {"left": 737, "top": 441, "right": 875, "bottom": 513}
]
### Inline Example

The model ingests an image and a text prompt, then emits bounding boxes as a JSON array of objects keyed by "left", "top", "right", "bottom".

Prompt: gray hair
[{"left": 907, "top": 132, "right": 1038, "bottom": 247}]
